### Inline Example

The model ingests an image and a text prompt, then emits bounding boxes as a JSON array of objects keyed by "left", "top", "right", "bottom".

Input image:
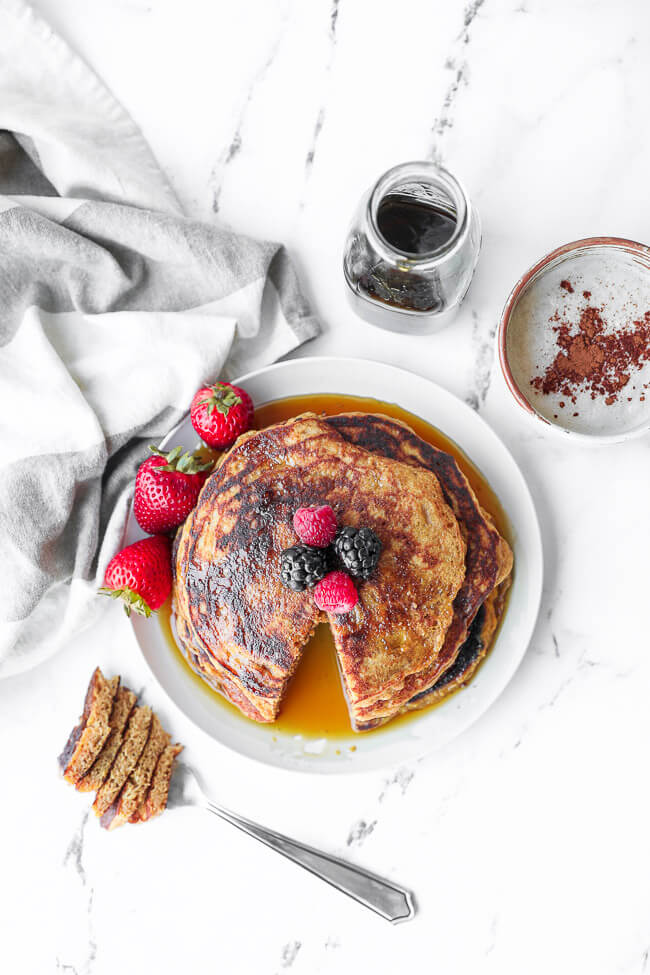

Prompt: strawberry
[
  {"left": 190, "top": 381, "right": 254, "bottom": 449},
  {"left": 100, "top": 535, "right": 172, "bottom": 617},
  {"left": 293, "top": 504, "right": 338, "bottom": 548},
  {"left": 313, "top": 571, "right": 358, "bottom": 614},
  {"left": 133, "top": 446, "right": 212, "bottom": 534}
]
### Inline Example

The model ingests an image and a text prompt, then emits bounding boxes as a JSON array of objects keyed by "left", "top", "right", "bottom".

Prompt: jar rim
[{"left": 366, "top": 161, "right": 470, "bottom": 268}]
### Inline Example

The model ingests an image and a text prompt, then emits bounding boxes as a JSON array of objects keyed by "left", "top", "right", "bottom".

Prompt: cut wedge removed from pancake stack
[{"left": 172, "top": 411, "right": 513, "bottom": 731}]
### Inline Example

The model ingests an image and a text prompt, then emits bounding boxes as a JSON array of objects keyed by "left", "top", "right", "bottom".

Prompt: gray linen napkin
[{"left": 0, "top": 0, "right": 320, "bottom": 677}]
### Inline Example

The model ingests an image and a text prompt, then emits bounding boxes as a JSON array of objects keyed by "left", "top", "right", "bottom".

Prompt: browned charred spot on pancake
[
  {"left": 205, "top": 421, "right": 341, "bottom": 499},
  {"left": 327, "top": 413, "right": 403, "bottom": 455},
  {"left": 175, "top": 614, "right": 271, "bottom": 721},
  {"left": 237, "top": 668, "right": 283, "bottom": 697},
  {"left": 184, "top": 484, "right": 300, "bottom": 671},
  {"left": 330, "top": 415, "right": 494, "bottom": 536},
  {"left": 411, "top": 604, "right": 486, "bottom": 702},
  {"left": 188, "top": 557, "right": 294, "bottom": 673},
  {"left": 58, "top": 723, "right": 83, "bottom": 771}
]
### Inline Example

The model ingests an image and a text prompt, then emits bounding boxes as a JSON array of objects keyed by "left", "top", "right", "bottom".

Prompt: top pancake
[
  {"left": 328, "top": 413, "right": 513, "bottom": 725},
  {"left": 172, "top": 414, "right": 466, "bottom": 727}
]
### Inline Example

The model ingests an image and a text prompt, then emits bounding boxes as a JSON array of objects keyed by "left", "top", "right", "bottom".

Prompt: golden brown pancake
[
  {"left": 58, "top": 669, "right": 119, "bottom": 784},
  {"left": 172, "top": 415, "right": 466, "bottom": 729},
  {"left": 132, "top": 743, "right": 183, "bottom": 823},
  {"left": 100, "top": 713, "right": 170, "bottom": 831},
  {"left": 328, "top": 413, "right": 513, "bottom": 726},
  {"left": 92, "top": 705, "right": 152, "bottom": 817},
  {"left": 406, "top": 576, "right": 511, "bottom": 710},
  {"left": 76, "top": 685, "right": 137, "bottom": 793}
]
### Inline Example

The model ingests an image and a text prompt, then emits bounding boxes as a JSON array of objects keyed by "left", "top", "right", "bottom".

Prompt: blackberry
[
  {"left": 323, "top": 544, "right": 340, "bottom": 574},
  {"left": 280, "top": 545, "right": 327, "bottom": 592},
  {"left": 333, "top": 526, "right": 382, "bottom": 580}
]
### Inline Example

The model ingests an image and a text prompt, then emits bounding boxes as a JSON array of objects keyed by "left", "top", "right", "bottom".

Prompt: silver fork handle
[{"left": 204, "top": 801, "right": 415, "bottom": 923}]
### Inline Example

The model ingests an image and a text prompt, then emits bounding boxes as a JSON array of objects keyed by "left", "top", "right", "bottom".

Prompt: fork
[{"left": 167, "top": 763, "right": 416, "bottom": 923}]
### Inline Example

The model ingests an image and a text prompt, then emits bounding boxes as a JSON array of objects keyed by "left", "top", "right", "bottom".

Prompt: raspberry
[
  {"left": 293, "top": 505, "right": 337, "bottom": 548},
  {"left": 313, "top": 571, "right": 358, "bottom": 614}
]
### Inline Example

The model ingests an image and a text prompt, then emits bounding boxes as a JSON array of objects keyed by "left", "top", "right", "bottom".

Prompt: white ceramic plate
[{"left": 126, "top": 357, "right": 543, "bottom": 774}]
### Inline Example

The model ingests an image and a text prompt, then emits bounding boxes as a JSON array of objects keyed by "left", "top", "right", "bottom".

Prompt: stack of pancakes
[{"left": 173, "top": 413, "right": 513, "bottom": 731}]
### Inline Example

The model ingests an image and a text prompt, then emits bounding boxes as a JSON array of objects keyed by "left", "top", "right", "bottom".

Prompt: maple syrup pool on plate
[{"left": 158, "top": 393, "right": 511, "bottom": 741}]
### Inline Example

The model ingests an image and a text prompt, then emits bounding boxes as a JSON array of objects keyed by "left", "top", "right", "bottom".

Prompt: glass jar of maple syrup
[{"left": 343, "top": 161, "right": 481, "bottom": 334}]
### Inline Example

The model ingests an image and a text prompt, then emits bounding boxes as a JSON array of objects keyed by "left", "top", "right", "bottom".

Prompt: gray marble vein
[
  {"left": 329, "top": 0, "right": 340, "bottom": 37},
  {"left": 56, "top": 960, "right": 79, "bottom": 975},
  {"left": 85, "top": 891, "right": 98, "bottom": 974},
  {"left": 539, "top": 648, "right": 599, "bottom": 713},
  {"left": 428, "top": 0, "right": 487, "bottom": 163},
  {"left": 304, "top": 108, "right": 325, "bottom": 175},
  {"left": 63, "top": 809, "right": 89, "bottom": 884},
  {"left": 61, "top": 811, "right": 97, "bottom": 975},
  {"left": 211, "top": 8, "right": 290, "bottom": 213},
  {"left": 378, "top": 765, "right": 415, "bottom": 802},
  {"left": 346, "top": 818, "right": 377, "bottom": 847},
  {"left": 301, "top": 0, "right": 341, "bottom": 200},
  {"left": 465, "top": 310, "right": 496, "bottom": 411},
  {"left": 279, "top": 940, "right": 301, "bottom": 968}
]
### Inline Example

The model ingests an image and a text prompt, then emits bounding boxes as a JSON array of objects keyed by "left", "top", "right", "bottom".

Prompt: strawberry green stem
[
  {"left": 98, "top": 586, "right": 154, "bottom": 618},
  {"left": 149, "top": 445, "right": 213, "bottom": 475},
  {"left": 199, "top": 382, "right": 242, "bottom": 416}
]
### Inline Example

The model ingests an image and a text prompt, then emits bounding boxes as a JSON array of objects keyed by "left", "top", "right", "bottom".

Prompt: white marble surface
[{"left": 2, "top": 1, "right": 650, "bottom": 972}]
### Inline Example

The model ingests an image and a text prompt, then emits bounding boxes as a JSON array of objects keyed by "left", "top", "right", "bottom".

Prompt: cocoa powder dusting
[{"left": 531, "top": 286, "right": 650, "bottom": 405}]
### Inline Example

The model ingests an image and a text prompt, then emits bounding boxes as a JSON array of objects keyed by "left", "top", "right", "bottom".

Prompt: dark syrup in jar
[
  {"left": 361, "top": 195, "right": 458, "bottom": 313},
  {"left": 376, "top": 194, "right": 457, "bottom": 255}
]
